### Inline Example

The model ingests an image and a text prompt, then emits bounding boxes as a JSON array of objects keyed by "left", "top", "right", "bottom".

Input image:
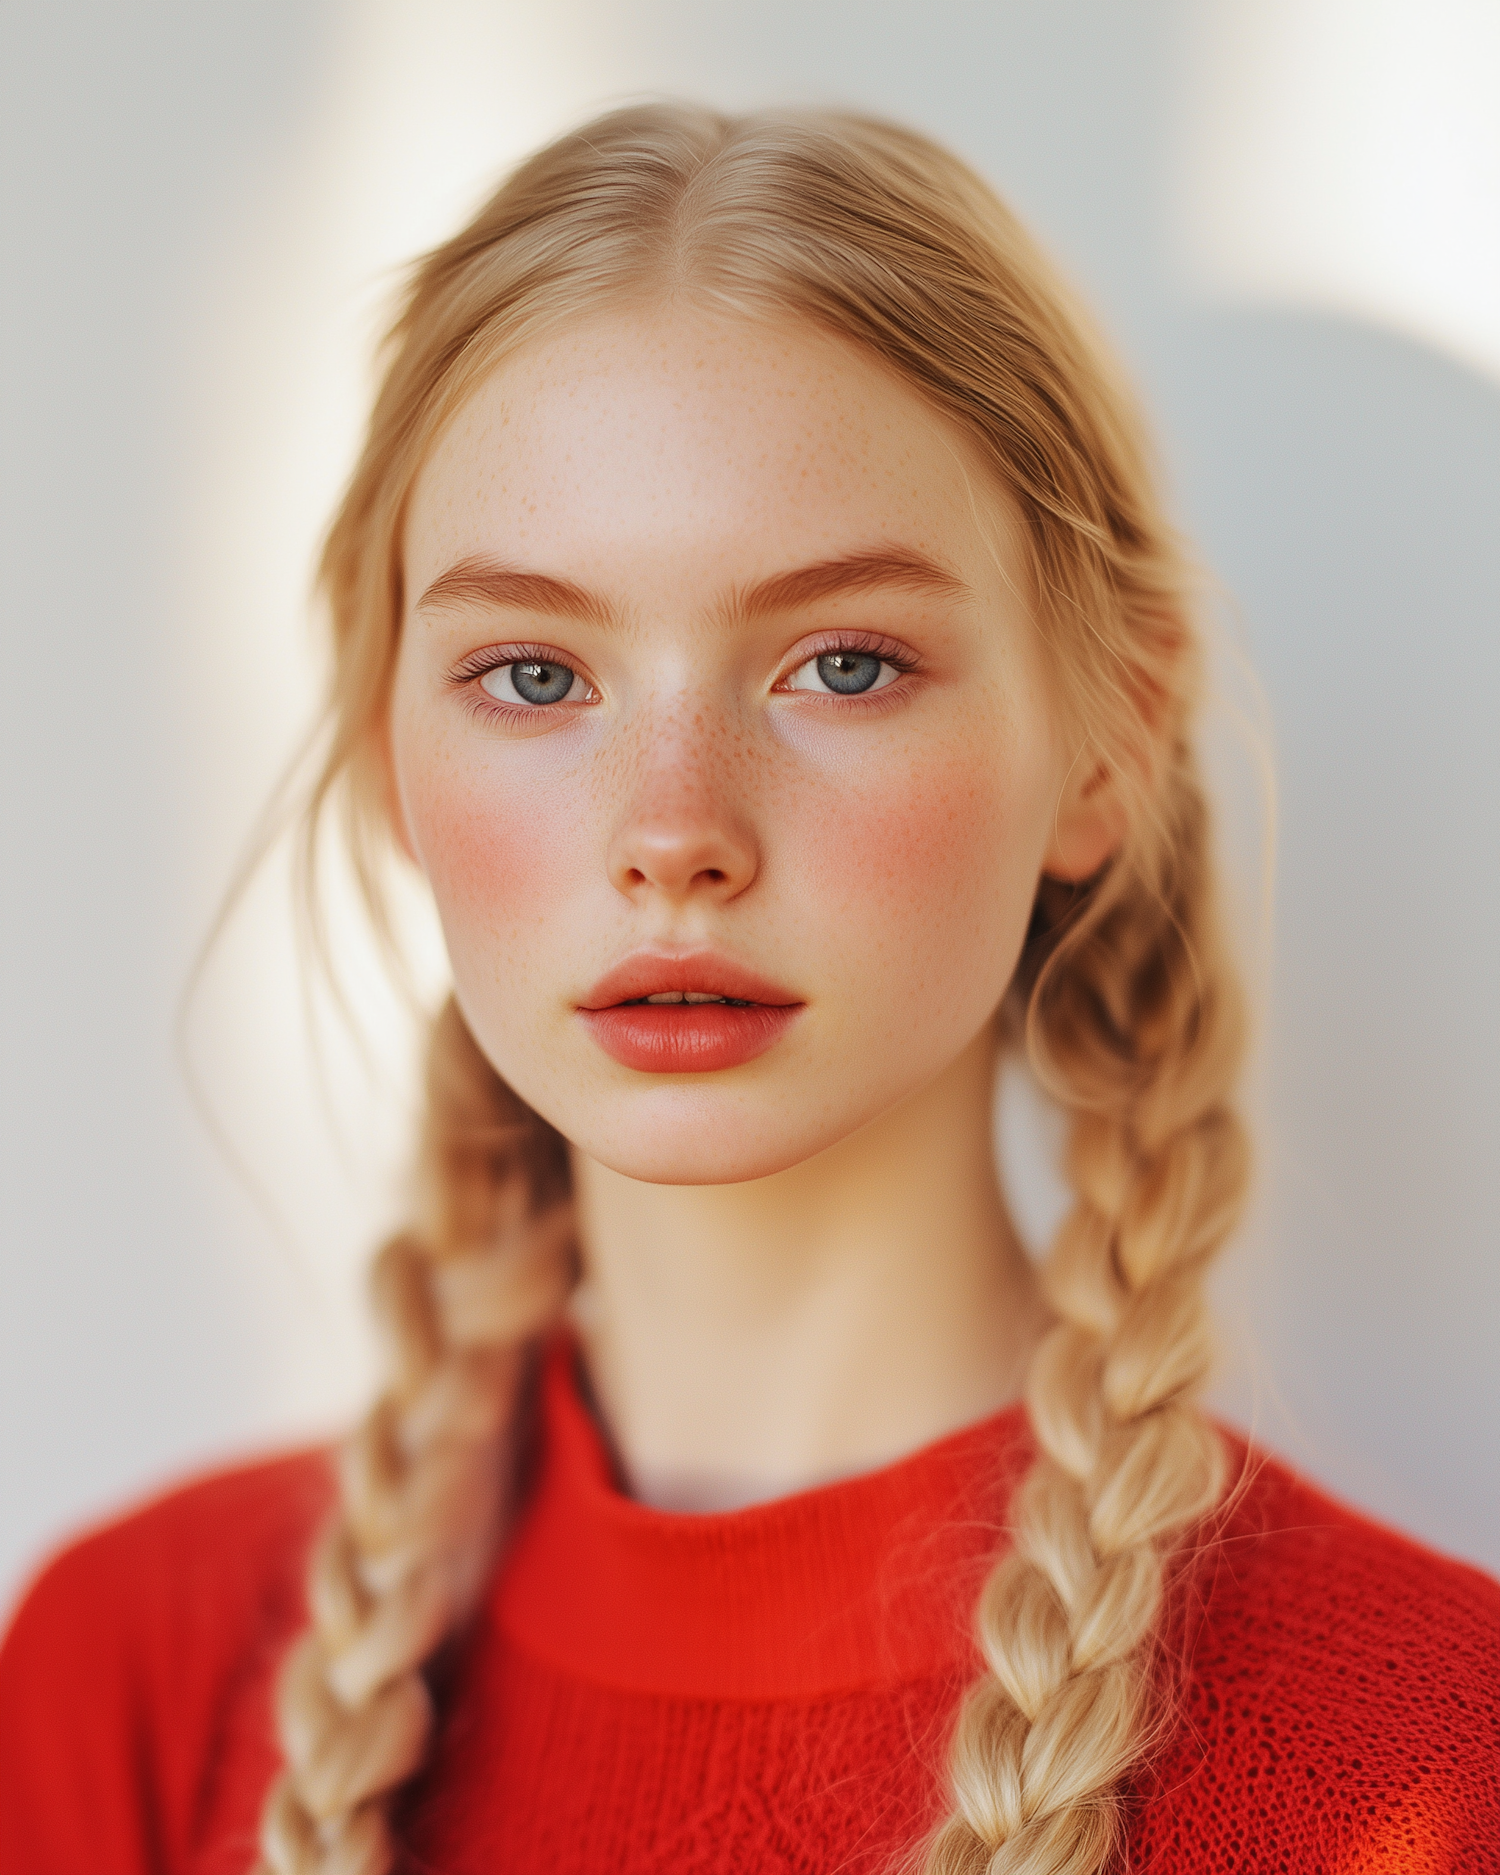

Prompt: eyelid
[
  {"left": 445, "top": 641, "right": 596, "bottom": 690},
  {"left": 773, "top": 628, "right": 921, "bottom": 687}
]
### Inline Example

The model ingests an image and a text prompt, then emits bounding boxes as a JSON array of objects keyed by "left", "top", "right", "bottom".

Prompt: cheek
[
  {"left": 394, "top": 719, "right": 596, "bottom": 993},
  {"left": 784, "top": 721, "right": 1051, "bottom": 1008}
]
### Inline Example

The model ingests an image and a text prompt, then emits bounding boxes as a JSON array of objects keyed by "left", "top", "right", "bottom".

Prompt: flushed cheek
[
  {"left": 398, "top": 740, "right": 599, "bottom": 1011},
  {"left": 783, "top": 741, "right": 1046, "bottom": 1028}
]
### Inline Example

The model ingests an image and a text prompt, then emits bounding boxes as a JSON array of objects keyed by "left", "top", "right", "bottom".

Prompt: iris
[
  {"left": 816, "top": 651, "right": 882, "bottom": 694},
  {"left": 511, "top": 661, "right": 576, "bottom": 705}
]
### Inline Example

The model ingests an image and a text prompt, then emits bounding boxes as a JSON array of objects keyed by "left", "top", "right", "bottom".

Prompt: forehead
[{"left": 403, "top": 307, "right": 1021, "bottom": 607}]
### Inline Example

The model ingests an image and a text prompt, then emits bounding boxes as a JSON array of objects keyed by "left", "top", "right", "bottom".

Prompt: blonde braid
[
  {"left": 928, "top": 763, "right": 1248, "bottom": 1875},
  {"left": 256, "top": 1001, "right": 575, "bottom": 1875}
]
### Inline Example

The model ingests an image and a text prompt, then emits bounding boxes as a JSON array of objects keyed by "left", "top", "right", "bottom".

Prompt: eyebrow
[
  {"left": 415, "top": 559, "right": 616, "bottom": 629},
  {"left": 414, "top": 546, "right": 966, "bottom": 629},
  {"left": 735, "top": 547, "right": 967, "bottom": 620}
]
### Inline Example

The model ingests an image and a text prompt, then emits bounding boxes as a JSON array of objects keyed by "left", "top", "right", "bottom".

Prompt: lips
[{"left": 578, "top": 952, "right": 803, "bottom": 1073}]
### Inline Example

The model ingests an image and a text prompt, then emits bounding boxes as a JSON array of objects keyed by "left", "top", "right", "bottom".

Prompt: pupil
[
  {"left": 817, "top": 651, "right": 881, "bottom": 695},
  {"left": 512, "top": 660, "right": 575, "bottom": 705}
]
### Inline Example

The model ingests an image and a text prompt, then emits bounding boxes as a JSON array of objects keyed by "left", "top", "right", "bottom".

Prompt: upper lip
[{"left": 579, "top": 951, "right": 802, "bottom": 1011}]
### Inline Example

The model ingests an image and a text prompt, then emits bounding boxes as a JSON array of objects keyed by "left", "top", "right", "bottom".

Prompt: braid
[
  {"left": 256, "top": 1001, "right": 574, "bottom": 1875},
  {"left": 927, "top": 759, "right": 1248, "bottom": 1875}
]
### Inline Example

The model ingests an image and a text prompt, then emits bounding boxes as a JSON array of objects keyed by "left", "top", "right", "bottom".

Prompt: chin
[{"left": 558, "top": 1088, "right": 861, "bottom": 1188}]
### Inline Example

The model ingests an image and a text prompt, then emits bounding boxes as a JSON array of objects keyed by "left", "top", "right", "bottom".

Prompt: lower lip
[{"left": 579, "top": 1003, "right": 802, "bottom": 1073}]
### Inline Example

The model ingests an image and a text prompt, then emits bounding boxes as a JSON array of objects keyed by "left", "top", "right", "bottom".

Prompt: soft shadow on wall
[{"left": 1162, "top": 311, "right": 1500, "bottom": 1569}]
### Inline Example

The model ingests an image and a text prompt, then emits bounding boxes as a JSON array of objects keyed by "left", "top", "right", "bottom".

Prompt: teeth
[{"left": 643, "top": 991, "right": 727, "bottom": 1004}]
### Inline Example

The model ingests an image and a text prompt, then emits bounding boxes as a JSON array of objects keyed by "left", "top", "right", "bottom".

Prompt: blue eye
[
  {"left": 481, "top": 660, "right": 582, "bottom": 706},
  {"left": 786, "top": 650, "right": 899, "bottom": 695},
  {"left": 816, "top": 652, "right": 882, "bottom": 694}
]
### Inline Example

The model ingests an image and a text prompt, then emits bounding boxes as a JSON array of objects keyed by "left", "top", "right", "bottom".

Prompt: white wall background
[{"left": 3, "top": 0, "right": 1497, "bottom": 1606}]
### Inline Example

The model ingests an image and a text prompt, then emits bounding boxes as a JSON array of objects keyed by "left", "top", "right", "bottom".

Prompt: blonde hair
[{"left": 255, "top": 104, "right": 1248, "bottom": 1875}]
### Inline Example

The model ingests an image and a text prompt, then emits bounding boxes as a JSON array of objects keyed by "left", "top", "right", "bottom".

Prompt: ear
[{"left": 1042, "top": 748, "right": 1128, "bottom": 883}]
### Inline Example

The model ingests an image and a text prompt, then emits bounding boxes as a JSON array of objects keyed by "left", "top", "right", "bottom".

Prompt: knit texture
[{"left": 2, "top": 1343, "right": 1496, "bottom": 1874}]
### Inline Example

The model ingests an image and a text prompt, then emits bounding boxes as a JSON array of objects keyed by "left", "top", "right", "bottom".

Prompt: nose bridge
[
  {"left": 608, "top": 683, "right": 757, "bottom": 901},
  {"left": 637, "top": 687, "right": 730, "bottom": 810}
]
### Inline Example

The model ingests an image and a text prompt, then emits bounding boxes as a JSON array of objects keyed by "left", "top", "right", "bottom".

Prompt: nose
[{"left": 606, "top": 714, "right": 759, "bottom": 905}]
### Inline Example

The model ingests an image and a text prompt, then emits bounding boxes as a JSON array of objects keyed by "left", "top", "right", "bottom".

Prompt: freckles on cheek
[{"left": 789, "top": 742, "right": 1043, "bottom": 982}]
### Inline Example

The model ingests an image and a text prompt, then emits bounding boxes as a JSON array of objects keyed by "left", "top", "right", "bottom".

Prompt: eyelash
[
  {"left": 445, "top": 630, "right": 922, "bottom": 723},
  {"left": 446, "top": 643, "right": 598, "bottom": 725},
  {"left": 774, "top": 631, "right": 920, "bottom": 696}
]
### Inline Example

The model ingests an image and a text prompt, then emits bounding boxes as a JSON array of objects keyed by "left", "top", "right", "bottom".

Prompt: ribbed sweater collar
[{"left": 492, "top": 1339, "right": 1032, "bottom": 1700}]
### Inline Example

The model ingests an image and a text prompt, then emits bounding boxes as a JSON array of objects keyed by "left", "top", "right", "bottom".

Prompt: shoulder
[
  {"left": 0, "top": 1449, "right": 331, "bottom": 1875},
  {"left": 1, "top": 1446, "right": 332, "bottom": 1702},
  {"left": 1138, "top": 1436, "right": 1500, "bottom": 1872},
  {"left": 1195, "top": 1435, "right": 1500, "bottom": 1671}
]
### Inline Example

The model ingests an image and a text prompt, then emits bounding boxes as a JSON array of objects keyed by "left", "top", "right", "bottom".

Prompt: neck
[{"left": 568, "top": 1029, "right": 1045, "bottom": 1511}]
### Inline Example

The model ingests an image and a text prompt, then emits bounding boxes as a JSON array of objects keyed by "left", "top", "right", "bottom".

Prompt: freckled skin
[{"left": 390, "top": 309, "right": 1112, "bottom": 1184}]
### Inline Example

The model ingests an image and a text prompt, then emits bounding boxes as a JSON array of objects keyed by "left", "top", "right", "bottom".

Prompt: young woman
[{"left": 1, "top": 105, "right": 1496, "bottom": 1875}]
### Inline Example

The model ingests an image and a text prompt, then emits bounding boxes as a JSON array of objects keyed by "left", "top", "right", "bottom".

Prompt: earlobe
[{"left": 1041, "top": 757, "right": 1128, "bottom": 883}]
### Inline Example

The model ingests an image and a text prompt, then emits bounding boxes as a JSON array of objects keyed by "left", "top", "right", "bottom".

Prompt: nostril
[{"left": 608, "top": 823, "right": 757, "bottom": 899}]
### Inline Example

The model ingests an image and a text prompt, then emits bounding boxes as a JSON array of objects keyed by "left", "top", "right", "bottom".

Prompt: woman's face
[{"left": 392, "top": 308, "right": 1114, "bottom": 1184}]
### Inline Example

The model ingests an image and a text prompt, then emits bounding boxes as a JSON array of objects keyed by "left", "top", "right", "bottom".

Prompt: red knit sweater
[{"left": 2, "top": 1343, "right": 1497, "bottom": 1874}]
